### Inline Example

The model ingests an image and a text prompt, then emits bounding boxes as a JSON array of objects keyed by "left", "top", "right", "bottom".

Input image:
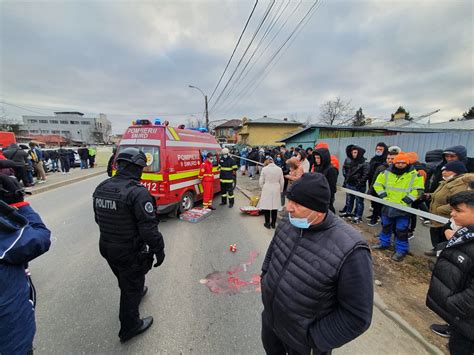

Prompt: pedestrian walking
[
  {"left": 93, "top": 147, "right": 165, "bottom": 343},
  {"left": 372, "top": 153, "right": 425, "bottom": 262},
  {"left": 261, "top": 173, "right": 373, "bottom": 354},
  {"left": 78, "top": 145, "right": 89, "bottom": 169},
  {"left": 198, "top": 152, "right": 216, "bottom": 210},
  {"left": 423, "top": 161, "right": 474, "bottom": 256},
  {"left": 2, "top": 143, "right": 31, "bottom": 187},
  {"left": 28, "top": 143, "right": 47, "bottom": 183},
  {"left": 0, "top": 172, "right": 51, "bottom": 355},
  {"left": 340, "top": 145, "right": 369, "bottom": 224},
  {"left": 426, "top": 190, "right": 474, "bottom": 355},
  {"left": 218, "top": 148, "right": 238, "bottom": 208},
  {"left": 257, "top": 157, "right": 284, "bottom": 229},
  {"left": 49, "top": 149, "right": 59, "bottom": 172}
]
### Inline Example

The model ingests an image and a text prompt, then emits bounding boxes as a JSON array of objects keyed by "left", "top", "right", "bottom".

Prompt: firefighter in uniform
[
  {"left": 93, "top": 147, "right": 165, "bottom": 343},
  {"left": 199, "top": 152, "right": 216, "bottom": 210},
  {"left": 219, "top": 148, "right": 238, "bottom": 208},
  {"left": 372, "top": 152, "right": 424, "bottom": 262}
]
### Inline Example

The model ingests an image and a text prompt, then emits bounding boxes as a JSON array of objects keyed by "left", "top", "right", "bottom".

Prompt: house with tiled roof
[
  {"left": 238, "top": 116, "right": 303, "bottom": 146},
  {"left": 214, "top": 119, "right": 242, "bottom": 143}
]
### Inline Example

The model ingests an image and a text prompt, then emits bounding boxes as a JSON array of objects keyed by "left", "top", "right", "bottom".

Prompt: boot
[
  {"left": 392, "top": 252, "right": 406, "bottom": 262},
  {"left": 219, "top": 200, "right": 227, "bottom": 206}
]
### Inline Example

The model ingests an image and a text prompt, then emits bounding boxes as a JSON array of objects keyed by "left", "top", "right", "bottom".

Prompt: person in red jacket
[{"left": 199, "top": 153, "right": 216, "bottom": 210}]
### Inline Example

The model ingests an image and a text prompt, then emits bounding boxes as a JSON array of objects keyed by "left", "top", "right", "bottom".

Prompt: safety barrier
[{"left": 339, "top": 186, "right": 449, "bottom": 224}]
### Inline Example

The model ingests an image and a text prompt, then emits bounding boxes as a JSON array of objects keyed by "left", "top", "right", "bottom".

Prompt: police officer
[
  {"left": 219, "top": 148, "right": 238, "bottom": 208},
  {"left": 93, "top": 147, "right": 165, "bottom": 343}
]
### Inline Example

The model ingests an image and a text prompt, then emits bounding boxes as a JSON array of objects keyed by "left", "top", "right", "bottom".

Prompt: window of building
[
  {"left": 70, "top": 121, "right": 80, "bottom": 125},
  {"left": 52, "top": 130, "right": 60, "bottom": 134},
  {"left": 81, "top": 121, "right": 90, "bottom": 125},
  {"left": 50, "top": 120, "right": 59, "bottom": 124},
  {"left": 28, "top": 119, "right": 38, "bottom": 123},
  {"left": 39, "top": 119, "right": 48, "bottom": 124},
  {"left": 19, "top": 130, "right": 29, "bottom": 135},
  {"left": 60, "top": 120, "right": 68, "bottom": 124},
  {"left": 61, "top": 130, "right": 70, "bottom": 135},
  {"left": 29, "top": 130, "right": 40, "bottom": 134},
  {"left": 41, "top": 130, "right": 50, "bottom": 134}
]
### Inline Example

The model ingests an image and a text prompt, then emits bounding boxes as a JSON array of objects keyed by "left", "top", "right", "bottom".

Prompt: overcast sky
[{"left": 1, "top": 0, "right": 472, "bottom": 133}]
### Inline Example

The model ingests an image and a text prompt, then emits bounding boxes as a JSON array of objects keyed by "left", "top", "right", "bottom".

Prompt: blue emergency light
[
  {"left": 154, "top": 118, "right": 161, "bottom": 125},
  {"left": 189, "top": 127, "right": 208, "bottom": 133},
  {"left": 135, "top": 119, "right": 151, "bottom": 125}
]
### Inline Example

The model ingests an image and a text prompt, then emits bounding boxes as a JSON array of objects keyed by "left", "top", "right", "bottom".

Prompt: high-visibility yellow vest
[{"left": 373, "top": 167, "right": 424, "bottom": 206}]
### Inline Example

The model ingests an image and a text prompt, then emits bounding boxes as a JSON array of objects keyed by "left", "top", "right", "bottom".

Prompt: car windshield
[{"left": 117, "top": 145, "right": 160, "bottom": 173}]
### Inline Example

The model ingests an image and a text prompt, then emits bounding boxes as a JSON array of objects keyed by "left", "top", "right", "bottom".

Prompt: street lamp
[{"left": 188, "top": 85, "right": 209, "bottom": 130}]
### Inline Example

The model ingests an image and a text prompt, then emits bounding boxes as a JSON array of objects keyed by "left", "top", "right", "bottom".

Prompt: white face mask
[{"left": 443, "top": 174, "right": 456, "bottom": 181}]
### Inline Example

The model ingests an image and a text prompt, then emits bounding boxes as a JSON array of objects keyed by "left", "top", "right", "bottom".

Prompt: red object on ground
[{"left": 229, "top": 244, "right": 237, "bottom": 252}]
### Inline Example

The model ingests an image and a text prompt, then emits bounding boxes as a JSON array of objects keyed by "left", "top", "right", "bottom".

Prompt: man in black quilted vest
[
  {"left": 426, "top": 190, "right": 474, "bottom": 354},
  {"left": 93, "top": 147, "right": 165, "bottom": 343},
  {"left": 261, "top": 173, "right": 373, "bottom": 354}
]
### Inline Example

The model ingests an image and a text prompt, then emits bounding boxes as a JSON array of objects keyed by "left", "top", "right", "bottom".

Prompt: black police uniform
[
  {"left": 219, "top": 155, "right": 238, "bottom": 207},
  {"left": 93, "top": 165, "right": 165, "bottom": 340}
]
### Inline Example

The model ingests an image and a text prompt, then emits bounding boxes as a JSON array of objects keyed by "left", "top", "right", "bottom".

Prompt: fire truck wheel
[{"left": 180, "top": 191, "right": 194, "bottom": 213}]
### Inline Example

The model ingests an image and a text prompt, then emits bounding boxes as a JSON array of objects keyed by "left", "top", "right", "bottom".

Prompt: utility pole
[{"left": 188, "top": 85, "right": 209, "bottom": 130}]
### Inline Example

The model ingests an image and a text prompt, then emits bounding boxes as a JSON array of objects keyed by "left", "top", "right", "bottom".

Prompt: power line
[
  {"left": 208, "top": 0, "right": 259, "bottom": 102},
  {"left": 214, "top": 0, "right": 300, "bottom": 114},
  {"left": 0, "top": 101, "right": 52, "bottom": 115},
  {"left": 212, "top": 0, "right": 291, "bottom": 112},
  {"left": 209, "top": 0, "right": 276, "bottom": 111},
  {"left": 217, "top": 0, "right": 322, "bottom": 117}
]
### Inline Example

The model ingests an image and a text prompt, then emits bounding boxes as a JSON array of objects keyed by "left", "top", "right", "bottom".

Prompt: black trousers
[
  {"left": 430, "top": 226, "right": 445, "bottom": 249},
  {"left": 409, "top": 200, "right": 428, "bottom": 232},
  {"left": 220, "top": 182, "right": 235, "bottom": 205},
  {"left": 261, "top": 318, "right": 331, "bottom": 355},
  {"left": 107, "top": 260, "right": 145, "bottom": 337},
  {"left": 263, "top": 210, "right": 277, "bottom": 226},
  {"left": 449, "top": 330, "right": 474, "bottom": 355}
]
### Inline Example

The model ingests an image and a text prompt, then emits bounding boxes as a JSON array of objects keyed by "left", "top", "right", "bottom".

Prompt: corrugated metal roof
[
  {"left": 368, "top": 118, "right": 474, "bottom": 130},
  {"left": 248, "top": 116, "right": 301, "bottom": 125},
  {"left": 214, "top": 119, "right": 242, "bottom": 129}
]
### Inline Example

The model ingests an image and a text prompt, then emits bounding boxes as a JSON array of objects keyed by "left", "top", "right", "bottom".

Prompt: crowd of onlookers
[{"left": 0, "top": 143, "right": 98, "bottom": 187}]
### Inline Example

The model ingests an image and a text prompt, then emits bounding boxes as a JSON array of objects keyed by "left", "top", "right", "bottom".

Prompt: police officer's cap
[{"left": 116, "top": 147, "right": 147, "bottom": 167}]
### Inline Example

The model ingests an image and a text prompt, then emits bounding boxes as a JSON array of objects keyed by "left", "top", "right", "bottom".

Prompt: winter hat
[
  {"left": 388, "top": 146, "right": 402, "bottom": 154},
  {"left": 286, "top": 173, "right": 330, "bottom": 213},
  {"left": 442, "top": 161, "right": 467, "bottom": 175},
  {"left": 393, "top": 153, "right": 410, "bottom": 164},
  {"left": 221, "top": 148, "right": 229, "bottom": 155},
  {"left": 406, "top": 152, "right": 418, "bottom": 164}
]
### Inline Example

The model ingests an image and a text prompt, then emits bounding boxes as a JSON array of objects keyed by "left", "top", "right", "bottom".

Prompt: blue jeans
[
  {"left": 51, "top": 159, "right": 58, "bottom": 171},
  {"left": 80, "top": 159, "right": 88, "bottom": 169},
  {"left": 344, "top": 184, "right": 365, "bottom": 218},
  {"left": 379, "top": 215, "right": 410, "bottom": 254}
]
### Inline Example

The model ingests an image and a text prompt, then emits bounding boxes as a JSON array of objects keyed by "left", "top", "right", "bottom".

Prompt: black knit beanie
[{"left": 286, "top": 173, "right": 330, "bottom": 213}]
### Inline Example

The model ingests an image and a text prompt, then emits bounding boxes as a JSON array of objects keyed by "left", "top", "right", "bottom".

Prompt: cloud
[{"left": 0, "top": 0, "right": 472, "bottom": 133}]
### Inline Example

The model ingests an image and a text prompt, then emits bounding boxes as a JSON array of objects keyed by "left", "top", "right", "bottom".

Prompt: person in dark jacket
[
  {"left": 248, "top": 148, "right": 259, "bottom": 179},
  {"left": 3, "top": 143, "right": 31, "bottom": 187},
  {"left": 428, "top": 145, "right": 474, "bottom": 193},
  {"left": 0, "top": 173, "right": 51, "bottom": 355},
  {"left": 49, "top": 149, "right": 59, "bottom": 173},
  {"left": 425, "top": 149, "right": 443, "bottom": 192},
  {"left": 366, "top": 143, "right": 389, "bottom": 225},
  {"left": 58, "top": 145, "right": 70, "bottom": 174},
  {"left": 313, "top": 148, "right": 338, "bottom": 213},
  {"left": 78, "top": 145, "right": 89, "bottom": 169},
  {"left": 261, "top": 173, "right": 373, "bottom": 354},
  {"left": 93, "top": 147, "right": 165, "bottom": 343},
  {"left": 426, "top": 190, "right": 474, "bottom": 354},
  {"left": 339, "top": 144, "right": 355, "bottom": 214},
  {"left": 340, "top": 145, "right": 369, "bottom": 224},
  {"left": 305, "top": 147, "right": 314, "bottom": 172}
]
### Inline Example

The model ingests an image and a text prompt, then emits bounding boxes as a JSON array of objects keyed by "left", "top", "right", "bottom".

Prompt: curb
[
  {"left": 30, "top": 170, "right": 106, "bottom": 195},
  {"left": 238, "top": 183, "right": 442, "bottom": 354},
  {"left": 373, "top": 293, "right": 443, "bottom": 354}
]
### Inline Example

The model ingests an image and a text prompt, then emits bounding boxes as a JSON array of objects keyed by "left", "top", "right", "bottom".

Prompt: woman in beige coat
[
  {"left": 258, "top": 157, "right": 284, "bottom": 229},
  {"left": 284, "top": 157, "right": 304, "bottom": 184},
  {"left": 424, "top": 161, "right": 474, "bottom": 255}
]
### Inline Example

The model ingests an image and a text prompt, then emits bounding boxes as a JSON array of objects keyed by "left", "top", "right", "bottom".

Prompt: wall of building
[
  {"left": 21, "top": 113, "right": 111, "bottom": 144},
  {"left": 241, "top": 124, "right": 302, "bottom": 146},
  {"left": 284, "top": 128, "right": 387, "bottom": 148}
]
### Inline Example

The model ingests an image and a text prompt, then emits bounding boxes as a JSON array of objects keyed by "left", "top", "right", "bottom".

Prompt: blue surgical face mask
[
  {"left": 375, "top": 151, "right": 384, "bottom": 156},
  {"left": 289, "top": 211, "right": 316, "bottom": 229},
  {"left": 276, "top": 157, "right": 282, "bottom": 162}
]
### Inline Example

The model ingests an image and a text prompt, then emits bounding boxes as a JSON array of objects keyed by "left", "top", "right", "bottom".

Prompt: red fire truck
[{"left": 116, "top": 120, "right": 222, "bottom": 215}]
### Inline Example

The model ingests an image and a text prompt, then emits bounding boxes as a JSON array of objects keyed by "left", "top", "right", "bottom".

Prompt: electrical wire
[
  {"left": 208, "top": 0, "right": 259, "bottom": 102},
  {"left": 209, "top": 0, "right": 276, "bottom": 111}
]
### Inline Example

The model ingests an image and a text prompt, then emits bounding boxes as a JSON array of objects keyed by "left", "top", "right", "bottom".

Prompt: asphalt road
[{"left": 28, "top": 174, "right": 430, "bottom": 354}]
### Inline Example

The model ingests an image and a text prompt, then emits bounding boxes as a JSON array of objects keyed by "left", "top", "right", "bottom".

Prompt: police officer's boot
[
  {"left": 229, "top": 199, "right": 234, "bottom": 208},
  {"left": 220, "top": 197, "right": 227, "bottom": 205}
]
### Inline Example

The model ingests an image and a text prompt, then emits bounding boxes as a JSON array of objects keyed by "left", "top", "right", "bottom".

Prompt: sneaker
[
  {"left": 408, "top": 232, "right": 415, "bottom": 240},
  {"left": 392, "top": 252, "right": 406, "bottom": 262},
  {"left": 424, "top": 249, "right": 436, "bottom": 257},
  {"left": 351, "top": 217, "right": 362, "bottom": 224},
  {"left": 339, "top": 212, "right": 352, "bottom": 218},
  {"left": 367, "top": 220, "right": 379, "bottom": 227},
  {"left": 430, "top": 324, "right": 451, "bottom": 338},
  {"left": 338, "top": 208, "right": 346, "bottom": 213},
  {"left": 423, "top": 220, "right": 431, "bottom": 226},
  {"left": 366, "top": 215, "right": 374, "bottom": 220},
  {"left": 371, "top": 244, "right": 389, "bottom": 250}
]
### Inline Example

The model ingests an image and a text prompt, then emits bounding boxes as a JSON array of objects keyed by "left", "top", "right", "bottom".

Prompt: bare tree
[
  {"left": 0, "top": 110, "right": 23, "bottom": 134},
  {"left": 319, "top": 97, "right": 354, "bottom": 126}
]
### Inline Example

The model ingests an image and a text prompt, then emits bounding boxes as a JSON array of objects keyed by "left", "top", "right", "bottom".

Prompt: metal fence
[{"left": 317, "top": 131, "right": 474, "bottom": 184}]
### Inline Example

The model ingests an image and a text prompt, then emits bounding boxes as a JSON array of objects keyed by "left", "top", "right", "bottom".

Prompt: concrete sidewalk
[
  {"left": 28, "top": 167, "right": 106, "bottom": 195},
  {"left": 235, "top": 171, "right": 443, "bottom": 354}
]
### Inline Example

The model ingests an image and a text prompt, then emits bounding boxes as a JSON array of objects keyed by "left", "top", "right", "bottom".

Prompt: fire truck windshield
[{"left": 117, "top": 145, "right": 160, "bottom": 172}]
